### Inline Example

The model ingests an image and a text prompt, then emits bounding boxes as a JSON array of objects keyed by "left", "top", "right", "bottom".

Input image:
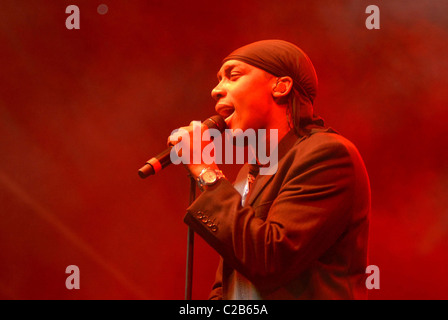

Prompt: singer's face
[{"left": 212, "top": 60, "right": 276, "bottom": 131}]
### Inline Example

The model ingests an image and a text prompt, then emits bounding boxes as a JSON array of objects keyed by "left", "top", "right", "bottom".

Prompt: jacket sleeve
[
  {"left": 208, "top": 257, "right": 224, "bottom": 300},
  {"left": 184, "top": 136, "right": 357, "bottom": 291}
]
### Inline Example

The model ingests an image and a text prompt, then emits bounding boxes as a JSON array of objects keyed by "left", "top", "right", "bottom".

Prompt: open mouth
[{"left": 216, "top": 104, "right": 235, "bottom": 119}]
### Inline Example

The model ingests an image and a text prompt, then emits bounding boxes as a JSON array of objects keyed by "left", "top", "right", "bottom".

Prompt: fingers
[
  {"left": 165, "top": 121, "right": 218, "bottom": 171},
  {"left": 167, "top": 126, "right": 187, "bottom": 147},
  {"left": 167, "top": 137, "right": 175, "bottom": 147},
  {"left": 167, "top": 122, "right": 206, "bottom": 147}
]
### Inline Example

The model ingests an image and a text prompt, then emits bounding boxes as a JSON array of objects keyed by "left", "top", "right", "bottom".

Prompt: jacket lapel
[
  {"left": 246, "top": 127, "right": 337, "bottom": 206},
  {"left": 245, "top": 172, "right": 274, "bottom": 206},
  {"left": 245, "top": 126, "right": 337, "bottom": 206},
  {"left": 245, "top": 130, "right": 303, "bottom": 206}
]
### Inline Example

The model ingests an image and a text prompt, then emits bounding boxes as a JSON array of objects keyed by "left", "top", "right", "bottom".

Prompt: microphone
[{"left": 138, "top": 115, "right": 227, "bottom": 178}]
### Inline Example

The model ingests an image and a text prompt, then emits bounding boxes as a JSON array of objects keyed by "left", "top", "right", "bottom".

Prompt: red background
[{"left": 1, "top": 0, "right": 447, "bottom": 299}]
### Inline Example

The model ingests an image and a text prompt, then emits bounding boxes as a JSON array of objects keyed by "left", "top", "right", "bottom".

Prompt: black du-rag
[{"left": 223, "top": 39, "right": 323, "bottom": 130}]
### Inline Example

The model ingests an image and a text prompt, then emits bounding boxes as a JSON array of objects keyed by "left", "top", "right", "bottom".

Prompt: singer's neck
[{"left": 261, "top": 117, "right": 290, "bottom": 144}]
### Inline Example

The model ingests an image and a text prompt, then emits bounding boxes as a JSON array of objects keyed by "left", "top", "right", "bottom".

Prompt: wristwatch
[{"left": 197, "top": 167, "right": 225, "bottom": 191}]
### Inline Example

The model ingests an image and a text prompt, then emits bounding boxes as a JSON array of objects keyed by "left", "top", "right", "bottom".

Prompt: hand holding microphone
[{"left": 138, "top": 115, "right": 227, "bottom": 178}]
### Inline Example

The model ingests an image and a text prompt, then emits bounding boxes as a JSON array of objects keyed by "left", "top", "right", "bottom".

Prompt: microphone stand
[{"left": 185, "top": 174, "right": 196, "bottom": 300}]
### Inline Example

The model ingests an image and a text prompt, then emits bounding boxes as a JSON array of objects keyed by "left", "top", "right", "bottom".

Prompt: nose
[{"left": 211, "top": 82, "right": 226, "bottom": 101}]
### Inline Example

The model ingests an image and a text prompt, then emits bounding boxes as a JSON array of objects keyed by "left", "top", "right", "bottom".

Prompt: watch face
[{"left": 203, "top": 170, "right": 217, "bottom": 184}]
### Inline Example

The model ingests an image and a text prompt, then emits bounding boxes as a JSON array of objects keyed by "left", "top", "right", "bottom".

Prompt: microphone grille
[{"left": 203, "top": 115, "right": 227, "bottom": 132}]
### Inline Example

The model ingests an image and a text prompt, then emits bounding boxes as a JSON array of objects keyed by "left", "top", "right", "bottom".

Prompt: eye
[{"left": 229, "top": 72, "right": 241, "bottom": 80}]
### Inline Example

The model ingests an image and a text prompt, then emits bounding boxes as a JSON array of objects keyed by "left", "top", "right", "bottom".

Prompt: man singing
[{"left": 169, "top": 40, "right": 371, "bottom": 300}]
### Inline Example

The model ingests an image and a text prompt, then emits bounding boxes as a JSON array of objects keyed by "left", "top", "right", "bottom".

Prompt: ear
[{"left": 272, "top": 76, "right": 293, "bottom": 99}]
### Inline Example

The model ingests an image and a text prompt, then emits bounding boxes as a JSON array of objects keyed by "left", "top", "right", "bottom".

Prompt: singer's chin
[{"left": 224, "top": 112, "right": 234, "bottom": 129}]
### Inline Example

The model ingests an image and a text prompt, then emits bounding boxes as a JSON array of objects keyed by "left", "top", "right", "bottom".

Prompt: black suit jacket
[{"left": 184, "top": 128, "right": 371, "bottom": 299}]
